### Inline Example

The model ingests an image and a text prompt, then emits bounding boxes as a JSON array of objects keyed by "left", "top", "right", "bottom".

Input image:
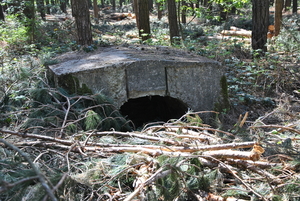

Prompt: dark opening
[{"left": 120, "top": 95, "right": 188, "bottom": 128}]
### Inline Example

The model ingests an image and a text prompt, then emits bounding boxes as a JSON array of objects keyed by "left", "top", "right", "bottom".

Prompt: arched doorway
[{"left": 120, "top": 95, "right": 188, "bottom": 128}]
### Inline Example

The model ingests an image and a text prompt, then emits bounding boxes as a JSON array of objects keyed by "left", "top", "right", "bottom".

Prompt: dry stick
[
  {"left": 250, "top": 124, "right": 300, "bottom": 135},
  {"left": 200, "top": 155, "right": 267, "bottom": 201},
  {"left": 0, "top": 139, "right": 58, "bottom": 201},
  {"left": 60, "top": 94, "right": 71, "bottom": 136},
  {"left": 145, "top": 125, "right": 235, "bottom": 137},
  {"left": 0, "top": 130, "right": 255, "bottom": 153},
  {"left": 165, "top": 127, "right": 219, "bottom": 140},
  {"left": 88, "top": 131, "right": 181, "bottom": 145},
  {"left": 227, "top": 159, "right": 282, "bottom": 185},
  {"left": 83, "top": 141, "right": 257, "bottom": 155}
]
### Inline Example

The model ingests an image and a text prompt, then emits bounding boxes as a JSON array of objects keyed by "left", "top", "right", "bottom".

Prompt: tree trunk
[
  {"left": 0, "top": 0, "right": 5, "bottom": 21},
  {"left": 284, "top": 0, "right": 291, "bottom": 11},
  {"left": 138, "top": 0, "right": 151, "bottom": 41},
  {"left": 23, "top": 0, "right": 35, "bottom": 19},
  {"left": 167, "top": 0, "right": 180, "bottom": 45},
  {"left": 71, "top": 0, "right": 93, "bottom": 46},
  {"left": 181, "top": 1, "right": 187, "bottom": 24},
  {"left": 60, "top": 0, "right": 67, "bottom": 13},
  {"left": 36, "top": 0, "right": 46, "bottom": 20},
  {"left": 148, "top": 0, "right": 153, "bottom": 11},
  {"left": 134, "top": 0, "right": 139, "bottom": 29},
  {"left": 112, "top": 0, "right": 116, "bottom": 10},
  {"left": 251, "top": 0, "right": 269, "bottom": 52},
  {"left": 157, "top": 2, "right": 162, "bottom": 20},
  {"left": 292, "top": 0, "right": 297, "bottom": 13},
  {"left": 120, "top": 0, "right": 125, "bottom": 8},
  {"left": 45, "top": 0, "right": 51, "bottom": 14},
  {"left": 93, "top": 0, "right": 99, "bottom": 24},
  {"left": 274, "top": 0, "right": 283, "bottom": 36}
]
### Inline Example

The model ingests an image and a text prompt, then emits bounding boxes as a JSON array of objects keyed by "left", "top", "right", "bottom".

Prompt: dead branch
[
  {"left": 145, "top": 125, "right": 235, "bottom": 137},
  {"left": 84, "top": 131, "right": 182, "bottom": 145},
  {"left": 250, "top": 124, "right": 300, "bottom": 135},
  {"left": 203, "top": 144, "right": 264, "bottom": 161},
  {"left": 0, "top": 129, "right": 255, "bottom": 154},
  {"left": 227, "top": 159, "right": 282, "bottom": 185},
  {"left": 200, "top": 155, "right": 267, "bottom": 201}
]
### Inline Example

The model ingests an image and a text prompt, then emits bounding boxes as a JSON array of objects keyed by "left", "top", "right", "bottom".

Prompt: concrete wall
[{"left": 49, "top": 46, "right": 224, "bottom": 113}]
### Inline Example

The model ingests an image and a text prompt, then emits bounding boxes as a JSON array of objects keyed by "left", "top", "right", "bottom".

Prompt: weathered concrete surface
[{"left": 49, "top": 46, "right": 224, "bottom": 112}]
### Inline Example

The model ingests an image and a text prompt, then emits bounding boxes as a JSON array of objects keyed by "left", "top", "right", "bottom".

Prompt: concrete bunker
[
  {"left": 120, "top": 95, "right": 188, "bottom": 128},
  {"left": 49, "top": 46, "right": 225, "bottom": 130}
]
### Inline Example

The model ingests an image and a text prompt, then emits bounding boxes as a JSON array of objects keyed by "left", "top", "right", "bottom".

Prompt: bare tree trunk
[
  {"left": 60, "top": 0, "right": 67, "bottom": 13},
  {"left": 251, "top": 0, "right": 269, "bottom": 52},
  {"left": 45, "top": 0, "right": 51, "bottom": 14},
  {"left": 167, "top": 0, "right": 180, "bottom": 45},
  {"left": 134, "top": 0, "right": 139, "bottom": 29},
  {"left": 112, "top": 0, "right": 116, "bottom": 10},
  {"left": 138, "top": 0, "right": 151, "bottom": 41},
  {"left": 292, "top": 0, "right": 297, "bottom": 13},
  {"left": 36, "top": 0, "right": 46, "bottom": 20},
  {"left": 181, "top": 0, "right": 187, "bottom": 24},
  {"left": 71, "top": 0, "right": 93, "bottom": 46},
  {"left": 148, "top": 0, "right": 153, "bottom": 11},
  {"left": 93, "top": 0, "right": 99, "bottom": 24},
  {"left": 284, "top": 0, "right": 291, "bottom": 11},
  {"left": 274, "top": 0, "right": 283, "bottom": 36},
  {"left": 156, "top": 2, "right": 162, "bottom": 20},
  {"left": 0, "top": 0, "right": 5, "bottom": 21}
]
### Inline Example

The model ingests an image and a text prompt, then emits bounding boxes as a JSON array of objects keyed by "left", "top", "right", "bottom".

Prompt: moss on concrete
[
  {"left": 214, "top": 75, "right": 230, "bottom": 112},
  {"left": 57, "top": 74, "right": 92, "bottom": 95}
]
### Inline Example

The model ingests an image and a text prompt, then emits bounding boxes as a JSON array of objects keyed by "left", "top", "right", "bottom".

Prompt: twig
[{"left": 0, "top": 139, "right": 58, "bottom": 201}]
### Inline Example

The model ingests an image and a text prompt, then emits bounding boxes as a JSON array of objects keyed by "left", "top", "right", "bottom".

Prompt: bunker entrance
[{"left": 120, "top": 95, "right": 188, "bottom": 128}]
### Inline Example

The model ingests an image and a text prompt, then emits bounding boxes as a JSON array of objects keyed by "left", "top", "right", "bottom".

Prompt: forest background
[{"left": 0, "top": 0, "right": 300, "bottom": 200}]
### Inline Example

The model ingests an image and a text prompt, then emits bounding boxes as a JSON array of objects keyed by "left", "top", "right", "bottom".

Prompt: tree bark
[
  {"left": 138, "top": 0, "right": 151, "bottom": 41},
  {"left": 148, "top": 0, "right": 153, "bottom": 11},
  {"left": 284, "top": 0, "right": 291, "bottom": 11},
  {"left": 167, "top": 0, "right": 180, "bottom": 45},
  {"left": 71, "top": 0, "right": 93, "bottom": 46},
  {"left": 134, "top": 0, "right": 139, "bottom": 29},
  {"left": 156, "top": 2, "right": 162, "bottom": 20},
  {"left": 292, "top": 0, "right": 297, "bottom": 13},
  {"left": 0, "top": 0, "right": 5, "bottom": 21},
  {"left": 112, "top": 0, "right": 116, "bottom": 10},
  {"left": 36, "top": 0, "right": 46, "bottom": 20},
  {"left": 93, "top": 0, "right": 99, "bottom": 24},
  {"left": 251, "top": 0, "right": 269, "bottom": 52},
  {"left": 60, "top": 0, "right": 67, "bottom": 13},
  {"left": 274, "top": 0, "right": 283, "bottom": 36},
  {"left": 45, "top": 0, "right": 51, "bottom": 14},
  {"left": 181, "top": 1, "right": 187, "bottom": 24}
]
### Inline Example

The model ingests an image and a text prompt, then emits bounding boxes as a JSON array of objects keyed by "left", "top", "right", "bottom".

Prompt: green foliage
[
  {"left": 0, "top": 15, "right": 28, "bottom": 45},
  {"left": 22, "top": 86, "right": 132, "bottom": 133},
  {"left": 269, "top": 15, "right": 300, "bottom": 53}
]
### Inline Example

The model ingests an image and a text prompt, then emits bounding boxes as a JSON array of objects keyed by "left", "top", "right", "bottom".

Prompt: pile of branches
[{"left": 1, "top": 111, "right": 300, "bottom": 201}]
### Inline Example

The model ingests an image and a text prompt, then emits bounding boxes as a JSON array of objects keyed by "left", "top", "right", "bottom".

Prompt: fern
[{"left": 84, "top": 110, "right": 101, "bottom": 130}]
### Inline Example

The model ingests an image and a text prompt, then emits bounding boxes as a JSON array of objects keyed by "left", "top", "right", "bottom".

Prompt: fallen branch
[
  {"left": 203, "top": 144, "right": 265, "bottom": 161},
  {"left": 250, "top": 124, "right": 300, "bottom": 135}
]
